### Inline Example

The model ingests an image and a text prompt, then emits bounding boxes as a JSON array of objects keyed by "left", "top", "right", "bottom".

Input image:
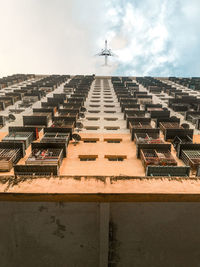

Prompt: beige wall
[{"left": 60, "top": 133, "right": 146, "bottom": 176}]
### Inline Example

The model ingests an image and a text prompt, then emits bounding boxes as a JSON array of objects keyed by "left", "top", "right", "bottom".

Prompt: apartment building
[{"left": 0, "top": 74, "right": 200, "bottom": 266}]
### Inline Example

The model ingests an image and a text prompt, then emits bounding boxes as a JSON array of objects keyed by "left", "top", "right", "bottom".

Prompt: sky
[{"left": 0, "top": 0, "right": 200, "bottom": 77}]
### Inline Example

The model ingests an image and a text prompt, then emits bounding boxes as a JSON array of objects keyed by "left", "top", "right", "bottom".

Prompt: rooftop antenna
[{"left": 95, "top": 40, "right": 117, "bottom": 66}]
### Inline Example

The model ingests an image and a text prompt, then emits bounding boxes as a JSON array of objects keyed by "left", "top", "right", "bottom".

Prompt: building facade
[{"left": 0, "top": 74, "right": 200, "bottom": 266}]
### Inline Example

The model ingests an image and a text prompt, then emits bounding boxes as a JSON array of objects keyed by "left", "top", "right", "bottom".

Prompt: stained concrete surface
[
  {"left": 0, "top": 202, "right": 200, "bottom": 267},
  {"left": 0, "top": 202, "right": 99, "bottom": 267},
  {"left": 110, "top": 203, "right": 200, "bottom": 267}
]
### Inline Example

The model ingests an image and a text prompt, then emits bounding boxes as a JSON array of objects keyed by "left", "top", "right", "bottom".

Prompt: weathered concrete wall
[
  {"left": 0, "top": 202, "right": 200, "bottom": 267},
  {"left": 0, "top": 202, "right": 100, "bottom": 267},
  {"left": 110, "top": 203, "right": 200, "bottom": 267}
]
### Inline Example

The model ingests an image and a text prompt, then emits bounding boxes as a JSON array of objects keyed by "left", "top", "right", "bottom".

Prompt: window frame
[
  {"left": 86, "top": 117, "right": 100, "bottom": 121},
  {"left": 104, "top": 138, "right": 122, "bottom": 143},
  {"left": 79, "top": 155, "right": 98, "bottom": 161},
  {"left": 104, "top": 155, "right": 127, "bottom": 161},
  {"left": 104, "top": 117, "right": 118, "bottom": 121},
  {"left": 104, "top": 126, "right": 120, "bottom": 130},
  {"left": 85, "top": 126, "right": 100, "bottom": 130},
  {"left": 88, "top": 110, "right": 100, "bottom": 113},
  {"left": 82, "top": 138, "right": 99, "bottom": 143}
]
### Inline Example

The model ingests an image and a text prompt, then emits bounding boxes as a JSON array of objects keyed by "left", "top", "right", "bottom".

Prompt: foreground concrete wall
[
  {"left": 110, "top": 203, "right": 200, "bottom": 267},
  {"left": 0, "top": 202, "right": 100, "bottom": 267},
  {"left": 0, "top": 202, "right": 200, "bottom": 267}
]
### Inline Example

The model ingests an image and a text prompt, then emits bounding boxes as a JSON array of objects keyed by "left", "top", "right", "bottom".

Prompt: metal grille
[
  {"left": 172, "top": 136, "right": 193, "bottom": 150},
  {"left": 130, "top": 122, "right": 152, "bottom": 129},
  {"left": 187, "top": 114, "right": 200, "bottom": 124},
  {"left": 41, "top": 132, "right": 70, "bottom": 144},
  {"left": 3, "top": 132, "right": 34, "bottom": 149},
  {"left": 160, "top": 122, "right": 181, "bottom": 130},
  {"left": 26, "top": 148, "right": 63, "bottom": 166},
  {"left": 181, "top": 150, "right": 200, "bottom": 172},
  {"left": 51, "top": 121, "right": 75, "bottom": 128},
  {"left": 140, "top": 149, "right": 177, "bottom": 169},
  {"left": 0, "top": 148, "right": 21, "bottom": 171},
  {"left": 135, "top": 133, "right": 163, "bottom": 144}
]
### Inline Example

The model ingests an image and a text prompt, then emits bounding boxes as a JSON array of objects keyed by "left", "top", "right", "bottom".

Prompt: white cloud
[
  {"left": 106, "top": 0, "right": 200, "bottom": 76},
  {"left": 0, "top": 0, "right": 200, "bottom": 77},
  {"left": 105, "top": 0, "right": 179, "bottom": 76}
]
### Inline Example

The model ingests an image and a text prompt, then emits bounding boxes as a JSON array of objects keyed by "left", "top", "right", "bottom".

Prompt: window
[
  {"left": 104, "top": 155, "right": 127, "bottom": 161},
  {"left": 104, "top": 105, "right": 115, "bottom": 108},
  {"left": 86, "top": 117, "right": 100, "bottom": 121},
  {"left": 104, "top": 97, "right": 113, "bottom": 99},
  {"left": 88, "top": 110, "right": 100, "bottom": 113},
  {"left": 104, "top": 126, "right": 120, "bottom": 130},
  {"left": 104, "top": 138, "right": 122, "bottom": 143},
  {"left": 83, "top": 140, "right": 97, "bottom": 143},
  {"left": 85, "top": 126, "right": 99, "bottom": 130},
  {"left": 90, "top": 105, "right": 100, "bottom": 107},
  {"left": 82, "top": 138, "right": 99, "bottom": 143},
  {"left": 104, "top": 100, "right": 113, "bottom": 103},
  {"left": 104, "top": 111, "right": 116, "bottom": 113},
  {"left": 108, "top": 158, "right": 124, "bottom": 161},
  {"left": 104, "top": 118, "right": 118, "bottom": 121},
  {"left": 90, "top": 100, "right": 100, "bottom": 103},
  {"left": 80, "top": 158, "right": 96, "bottom": 161},
  {"left": 79, "top": 155, "right": 98, "bottom": 161}
]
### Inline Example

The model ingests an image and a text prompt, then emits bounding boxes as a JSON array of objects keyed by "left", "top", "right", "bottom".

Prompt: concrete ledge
[
  {"left": 1, "top": 192, "right": 200, "bottom": 202},
  {"left": 0, "top": 175, "right": 200, "bottom": 201}
]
